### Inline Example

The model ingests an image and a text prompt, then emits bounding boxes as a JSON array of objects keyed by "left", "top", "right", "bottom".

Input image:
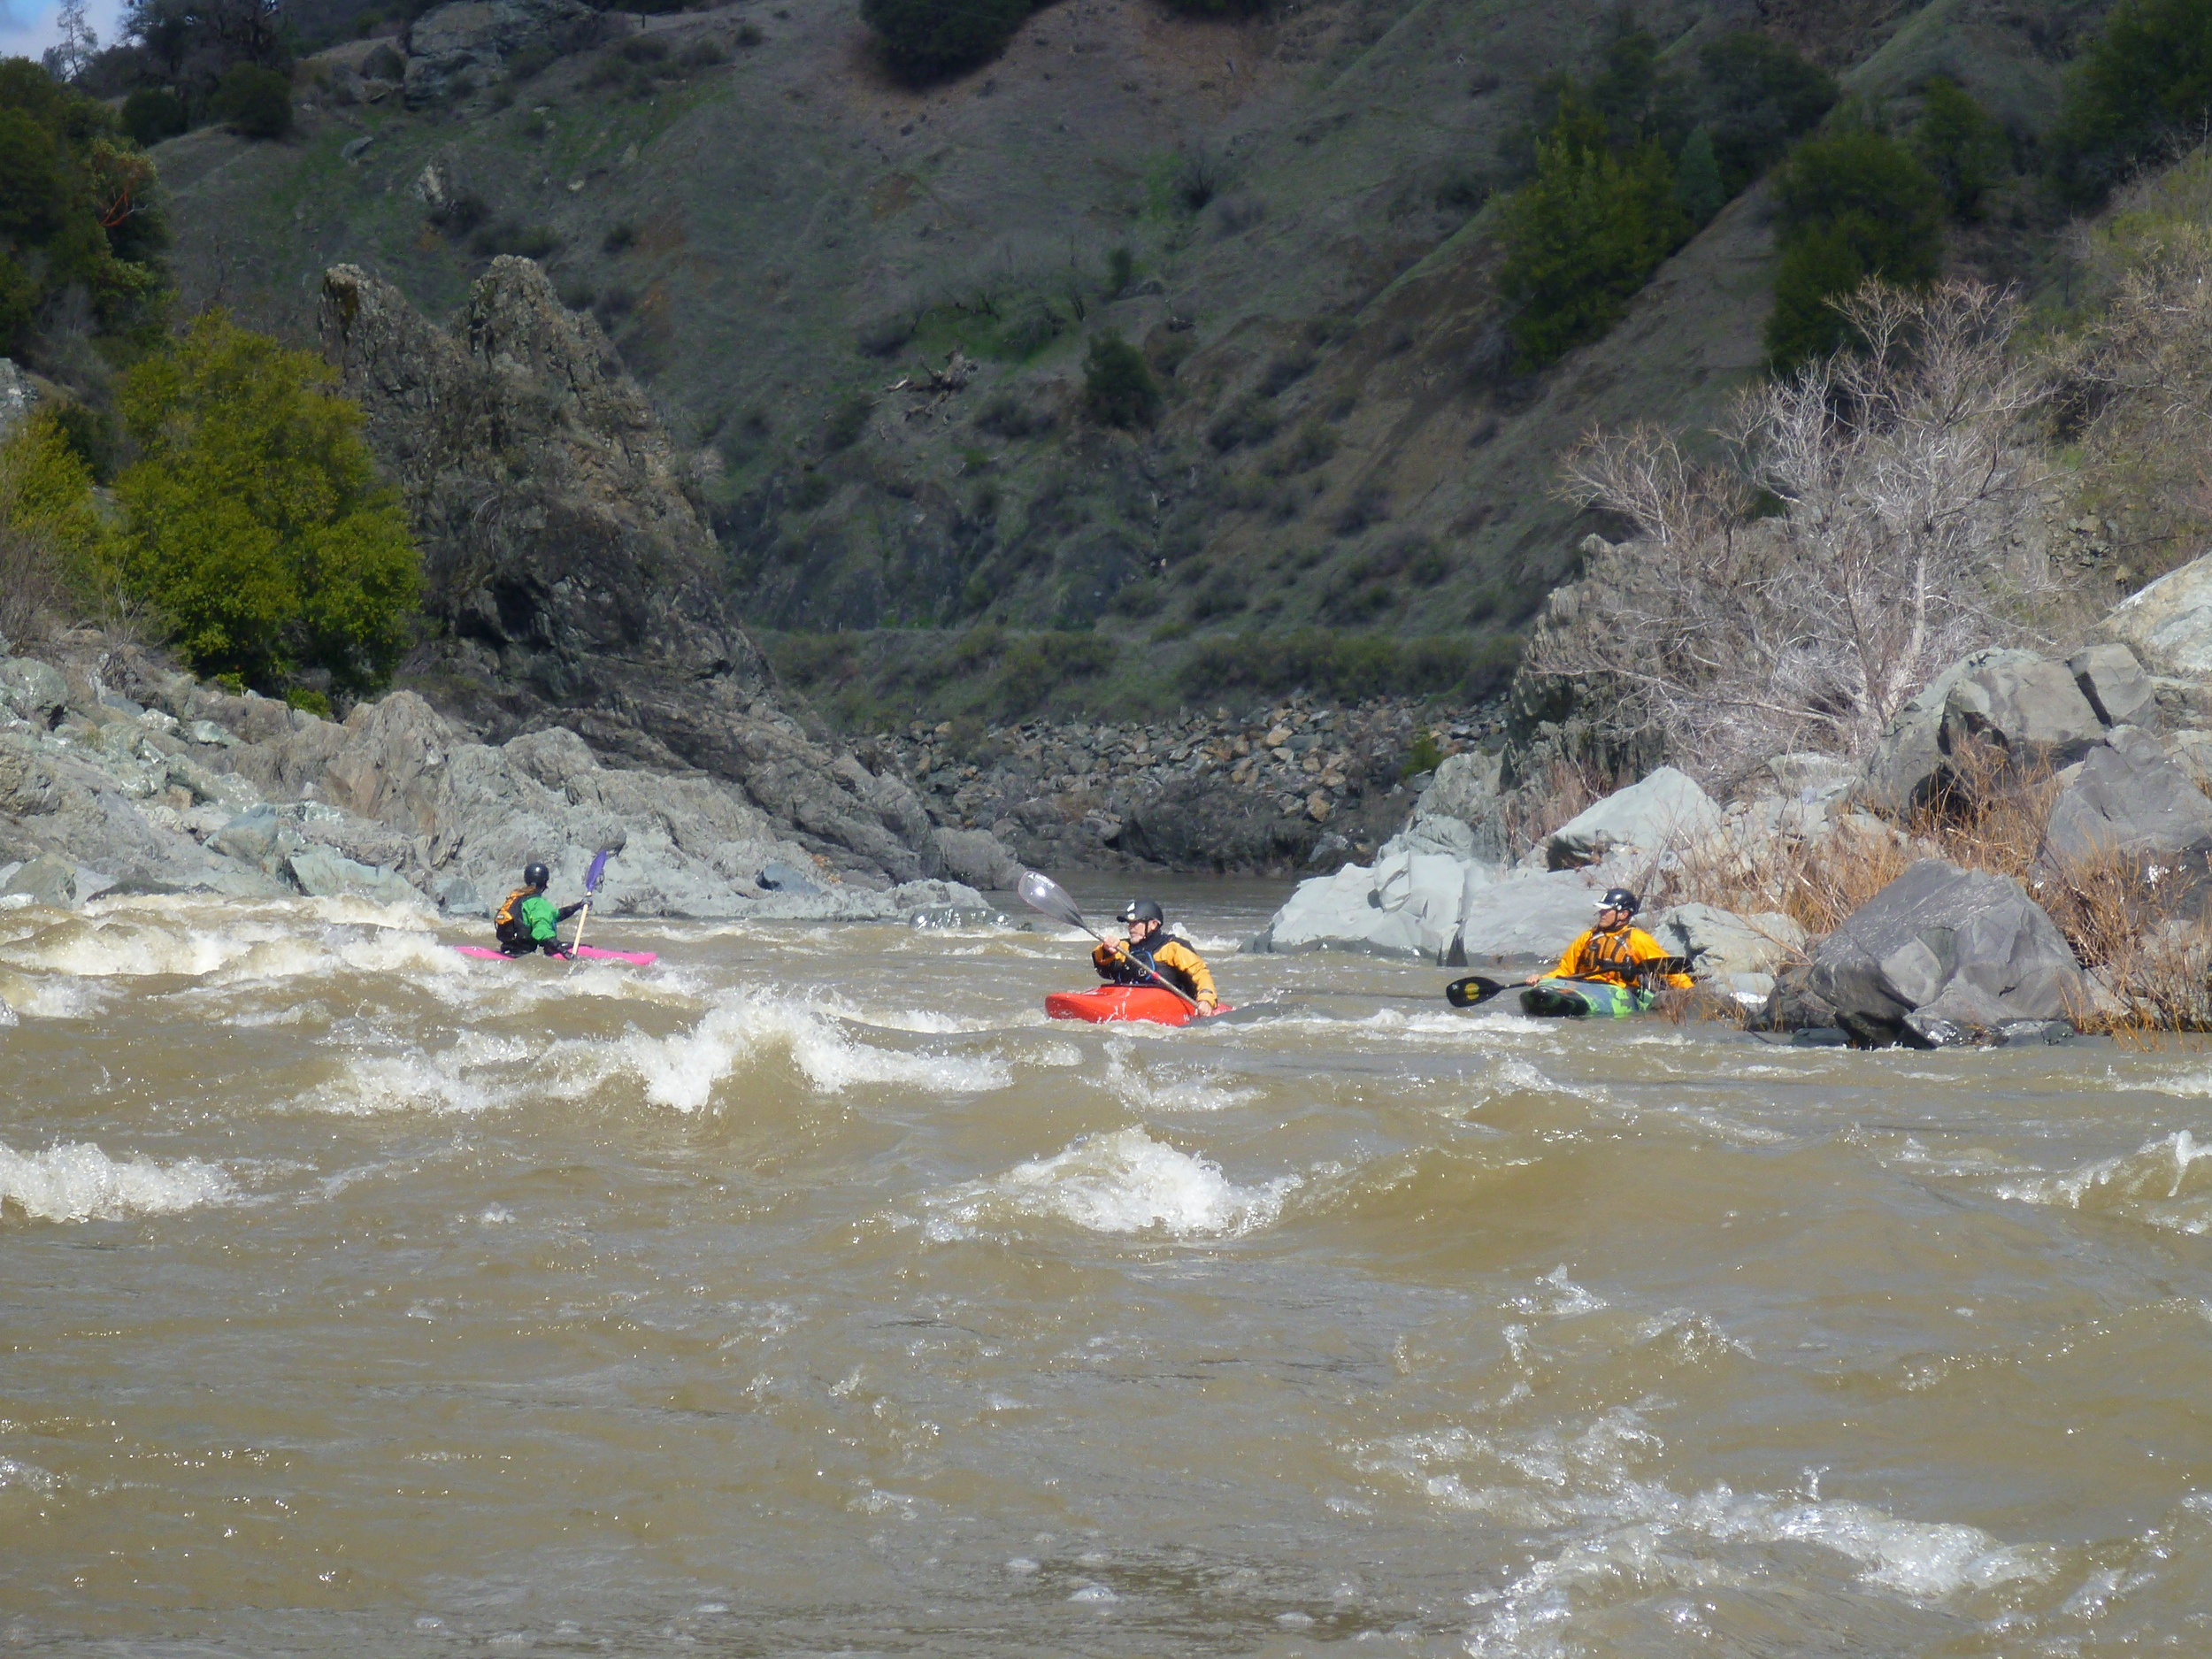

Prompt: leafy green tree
[
  {"left": 113, "top": 314, "right": 419, "bottom": 690},
  {"left": 211, "top": 61, "right": 289, "bottom": 138},
  {"left": 1764, "top": 126, "right": 1943, "bottom": 373},
  {"left": 1083, "top": 331, "right": 1159, "bottom": 427},
  {"left": 861, "top": 0, "right": 1033, "bottom": 83},
  {"left": 1673, "top": 124, "right": 1724, "bottom": 223},
  {"left": 1498, "top": 134, "right": 1687, "bottom": 369},
  {"left": 1913, "top": 75, "right": 2006, "bottom": 219},
  {"left": 1698, "top": 30, "right": 1838, "bottom": 193},
  {"left": 2048, "top": 0, "right": 2212, "bottom": 204},
  {"left": 0, "top": 59, "right": 168, "bottom": 357}
]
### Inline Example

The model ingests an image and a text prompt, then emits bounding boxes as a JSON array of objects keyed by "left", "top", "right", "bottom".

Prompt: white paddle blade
[{"left": 1016, "top": 870, "right": 1085, "bottom": 927}]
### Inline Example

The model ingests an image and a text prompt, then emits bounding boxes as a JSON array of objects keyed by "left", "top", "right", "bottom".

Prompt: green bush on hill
[
  {"left": 1178, "top": 631, "right": 1520, "bottom": 703},
  {"left": 1697, "top": 30, "right": 1838, "bottom": 194},
  {"left": 120, "top": 86, "right": 188, "bottom": 146},
  {"left": 1764, "top": 125, "right": 1943, "bottom": 373},
  {"left": 860, "top": 0, "right": 1035, "bottom": 83},
  {"left": 0, "top": 59, "right": 168, "bottom": 360},
  {"left": 2049, "top": 0, "right": 2212, "bottom": 204},
  {"left": 1497, "top": 123, "right": 1686, "bottom": 370},
  {"left": 1083, "top": 331, "right": 1159, "bottom": 427},
  {"left": 0, "top": 408, "right": 116, "bottom": 640},
  {"left": 211, "top": 62, "right": 292, "bottom": 139},
  {"left": 1913, "top": 75, "right": 2006, "bottom": 219},
  {"left": 112, "top": 313, "right": 419, "bottom": 691}
]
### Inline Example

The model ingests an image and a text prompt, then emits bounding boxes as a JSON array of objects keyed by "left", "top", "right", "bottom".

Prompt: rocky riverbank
[
  {"left": 0, "top": 633, "right": 994, "bottom": 923},
  {"left": 855, "top": 695, "right": 1509, "bottom": 877},
  {"left": 1249, "top": 561, "right": 2212, "bottom": 1044}
]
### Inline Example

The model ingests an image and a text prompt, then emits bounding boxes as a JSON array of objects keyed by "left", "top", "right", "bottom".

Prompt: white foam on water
[
  {"left": 0, "top": 996, "right": 13, "bottom": 1027},
  {"left": 924, "top": 1125, "right": 1301, "bottom": 1240},
  {"left": 1992, "top": 1130, "right": 2212, "bottom": 1233},
  {"left": 1507, "top": 1264, "right": 1609, "bottom": 1319},
  {"left": 591, "top": 995, "right": 1011, "bottom": 1112},
  {"left": 0, "top": 1139, "right": 233, "bottom": 1223},
  {"left": 0, "top": 1456, "right": 58, "bottom": 1494}
]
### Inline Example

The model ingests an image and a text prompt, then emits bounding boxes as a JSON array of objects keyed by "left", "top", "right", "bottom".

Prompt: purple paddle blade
[{"left": 584, "top": 849, "right": 612, "bottom": 895}]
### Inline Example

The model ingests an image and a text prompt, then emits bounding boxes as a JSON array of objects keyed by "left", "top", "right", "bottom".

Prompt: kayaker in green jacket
[{"left": 493, "top": 863, "right": 584, "bottom": 957}]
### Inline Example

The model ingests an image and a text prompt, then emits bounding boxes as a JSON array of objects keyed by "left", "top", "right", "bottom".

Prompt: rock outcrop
[
  {"left": 319, "top": 260, "right": 967, "bottom": 887},
  {"left": 0, "top": 636, "right": 990, "bottom": 923},
  {"left": 402, "top": 0, "right": 600, "bottom": 107}
]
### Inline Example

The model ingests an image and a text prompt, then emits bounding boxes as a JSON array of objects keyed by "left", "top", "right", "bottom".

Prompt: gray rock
[
  {"left": 1771, "top": 859, "right": 2085, "bottom": 1046},
  {"left": 1942, "top": 656, "right": 2105, "bottom": 764},
  {"left": 757, "top": 859, "right": 822, "bottom": 895},
  {"left": 183, "top": 718, "right": 239, "bottom": 747},
  {"left": 1, "top": 851, "right": 77, "bottom": 907},
  {"left": 2041, "top": 733, "right": 2212, "bottom": 865},
  {"left": 1647, "top": 902, "right": 1807, "bottom": 979},
  {"left": 933, "top": 826, "right": 1021, "bottom": 891},
  {"left": 2068, "top": 641, "right": 2154, "bottom": 728},
  {"left": 1862, "top": 649, "right": 2040, "bottom": 816},
  {"left": 436, "top": 875, "right": 487, "bottom": 917},
  {"left": 1546, "top": 766, "right": 1720, "bottom": 871},
  {"left": 2103, "top": 551, "right": 2212, "bottom": 676},
  {"left": 1253, "top": 849, "right": 1486, "bottom": 963},
  {"left": 1411, "top": 749, "right": 1508, "bottom": 858},
  {"left": 1457, "top": 868, "right": 1619, "bottom": 969},
  {"left": 403, "top": 0, "right": 596, "bottom": 106},
  {"left": 0, "top": 356, "right": 35, "bottom": 445},
  {"left": 288, "top": 845, "right": 424, "bottom": 905},
  {"left": 0, "top": 658, "right": 68, "bottom": 727}
]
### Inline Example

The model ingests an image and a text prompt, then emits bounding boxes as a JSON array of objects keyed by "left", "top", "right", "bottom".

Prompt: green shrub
[
  {"left": 861, "top": 0, "right": 1033, "bottom": 83},
  {"left": 1672, "top": 124, "right": 1724, "bottom": 223},
  {"left": 1402, "top": 727, "right": 1443, "bottom": 778},
  {"left": 283, "top": 687, "right": 331, "bottom": 717},
  {"left": 120, "top": 87, "right": 188, "bottom": 146},
  {"left": 2049, "top": 0, "right": 2212, "bottom": 204},
  {"left": 1177, "top": 630, "right": 1520, "bottom": 702},
  {"left": 212, "top": 63, "right": 292, "bottom": 139},
  {"left": 1083, "top": 331, "right": 1159, "bottom": 427},
  {"left": 1913, "top": 75, "right": 2006, "bottom": 219},
  {"left": 1697, "top": 30, "right": 1837, "bottom": 192},
  {"left": 1497, "top": 133, "right": 1687, "bottom": 369},
  {"left": 112, "top": 314, "right": 419, "bottom": 690},
  {"left": 1764, "top": 126, "right": 1943, "bottom": 373}
]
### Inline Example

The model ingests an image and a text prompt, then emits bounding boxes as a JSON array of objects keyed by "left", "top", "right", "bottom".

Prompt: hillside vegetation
[{"left": 51, "top": 0, "right": 2212, "bottom": 722}]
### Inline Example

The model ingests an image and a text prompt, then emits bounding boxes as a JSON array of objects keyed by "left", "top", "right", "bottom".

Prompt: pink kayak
[{"left": 454, "top": 944, "right": 658, "bottom": 966}]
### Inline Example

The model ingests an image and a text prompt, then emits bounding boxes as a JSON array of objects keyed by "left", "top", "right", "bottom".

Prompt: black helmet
[
  {"left": 524, "top": 862, "right": 550, "bottom": 889},
  {"left": 1117, "top": 899, "right": 1164, "bottom": 926},
  {"left": 1597, "top": 887, "right": 1639, "bottom": 915}
]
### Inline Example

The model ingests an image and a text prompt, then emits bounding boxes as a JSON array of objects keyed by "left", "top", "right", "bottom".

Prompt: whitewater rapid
[{"left": 3, "top": 877, "right": 2209, "bottom": 1655}]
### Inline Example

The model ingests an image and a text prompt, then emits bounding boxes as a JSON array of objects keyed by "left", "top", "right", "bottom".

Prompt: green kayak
[{"left": 1518, "top": 977, "right": 1658, "bottom": 1018}]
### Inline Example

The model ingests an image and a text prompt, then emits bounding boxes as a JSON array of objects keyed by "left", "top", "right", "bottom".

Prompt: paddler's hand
[{"left": 1196, "top": 997, "right": 1217, "bottom": 1017}]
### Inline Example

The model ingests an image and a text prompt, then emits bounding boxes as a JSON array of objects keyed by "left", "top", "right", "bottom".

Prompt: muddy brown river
[{"left": 2, "top": 876, "right": 2208, "bottom": 1655}]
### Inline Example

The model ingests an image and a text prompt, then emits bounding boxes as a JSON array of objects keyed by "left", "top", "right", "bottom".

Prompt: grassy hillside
[{"left": 148, "top": 0, "right": 2109, "bottom": 721}]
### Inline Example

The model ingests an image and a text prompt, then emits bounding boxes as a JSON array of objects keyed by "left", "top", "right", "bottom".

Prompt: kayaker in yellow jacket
[
  {"left": 1526, "top": 888, "right": 1694, "bottom": 991},
  {"left": 1094, "top": 899, "right": 1218, "bottom": 1013}
]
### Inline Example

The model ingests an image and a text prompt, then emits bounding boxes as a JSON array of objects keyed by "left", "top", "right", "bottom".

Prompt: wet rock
[
  {"left": 1545, "top": 766, "right": 1721, "bottom": 871},
  {"left": 1252, "top": 847, "right": 1484, "bottom": 962},
  {"left": 1767, "top": 859, "right": 2085, "bottom": 1046},
  {"left": 288, "top": 845, "right": 423, "bottom": 906},
  {"left": 436, "top": 875, "right": 487, "bottom": 917},
  {"left": 933, "top": 826, "right": 1021, "bottom": 892},
  {"left": 1, "top": 852, "right": 78, "bottom": 907}
]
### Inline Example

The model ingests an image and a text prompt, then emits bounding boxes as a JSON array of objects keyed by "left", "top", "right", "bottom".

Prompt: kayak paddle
[
  {"left": 1445, "top": 956, "right": 1696, "bottom": 1009},
  {"left": 1015, "top": 870, "right": 1204, "bottom": 1012},
  {"left": 564, "top": 848, "right": 613, "bottom": 976}
]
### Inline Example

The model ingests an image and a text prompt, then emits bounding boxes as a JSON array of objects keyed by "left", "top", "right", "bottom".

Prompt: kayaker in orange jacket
[
  {"left": 1094, "top": 899, "right": 1218, "bottom": 1013},
  {"left": 1525, "top": 887, "right": 1694, "bottom": 991}
]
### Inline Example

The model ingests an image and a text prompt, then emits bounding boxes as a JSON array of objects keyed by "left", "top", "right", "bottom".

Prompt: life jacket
[
  {"left": 1105, "top": 932, "right": 1201, "bottom": 997},
  {"left": 1560, "top": 925, "right": 1681, "bottom": 987},
  {"left": 494, "top": 887, "right": 539, "bottom": 954}
]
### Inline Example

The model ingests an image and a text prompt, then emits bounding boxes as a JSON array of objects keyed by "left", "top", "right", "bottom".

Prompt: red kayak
[
  {"left": 454, "top": 944, "right": 659, "bottom": 966},
  {"left": 1045, "top": 987, "right": 1228, "bottom": 1026}
]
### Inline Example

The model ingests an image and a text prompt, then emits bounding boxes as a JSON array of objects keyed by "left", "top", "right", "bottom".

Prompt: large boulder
[
  {"left": 1457, "top": 868, "right": 1619, "bottom": 969},
  {"left": 932, "top": 827, "right": 1020, "bottom": 893},
  {"left": 288, "top": 845, "right": 423, "bottom": 906},
  {"left": 1764, "top": 859, "right": 2085, "bottom": 1046},
  {"left": 1411, "top": 749, "right": 1509, "bottom": 859},
  {"left": 1647, "top": 902, "right": 1806, "bottom": 980},
  {"left": 1545, "top": 766, "right": 1720, "bottom": 871},
  {"left": 1863, "top": 649, "right": 2123, "bottom": 816},
  {"left": 2042, "top": 727, "right": 2212, "bottom": 865},
  {"left": 2068, "top": 642, "right": 2155, "bottom": 728},
  {"left": 0, "top": 658, "right": 68, "bottom": 728},
  {"left": 2103, "top": 552, "right": 2212, "bottom": 677},
  {"left": 403, "top": 0, "right": 597, "bottom": 106},
  {"left": 1251, "top": 846, "right": 1486, "bottom": 963}
]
